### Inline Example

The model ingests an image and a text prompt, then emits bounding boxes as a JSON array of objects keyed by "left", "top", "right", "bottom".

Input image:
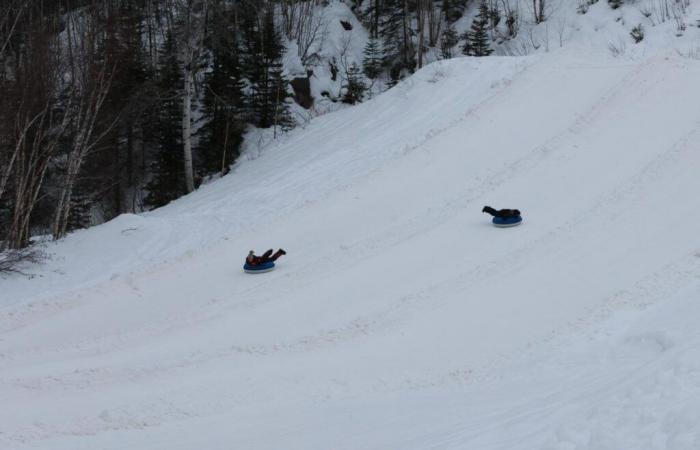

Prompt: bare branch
[{"left": 0, "top": 247, "right": 45, "bottom": 278}]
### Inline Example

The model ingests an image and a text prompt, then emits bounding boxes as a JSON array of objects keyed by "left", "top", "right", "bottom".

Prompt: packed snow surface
[{"left": 3, "top": 49, "right": 700, "bottom": 449}]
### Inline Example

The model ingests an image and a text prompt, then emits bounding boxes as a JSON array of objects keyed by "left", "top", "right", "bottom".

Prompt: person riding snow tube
[
  {"left": 482, "top": 206, "right": 523, "bottom": 227},
  {"left": 244, "top": 249, "right": 286, "bottom": 273}
]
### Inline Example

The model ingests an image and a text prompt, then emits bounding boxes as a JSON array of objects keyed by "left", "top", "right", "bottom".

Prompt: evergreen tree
[
  {"left": 144, "top": 32, "right": 185, "bottom": 208},
  {"left": 460, "top": 29, "right": 473, "bottom": 56},
  {"left": 365, "top": 0, "right": 382, "bottom": 38},
  {"left": 442, "top": 0, "right": 469, "bottom": 23},
  {"left": 380, "top": 0, "right": 414, "bottom": 83},
  {"left": 442, "top": 0, "right": 454, "bottom": 22},
  {"left": 463, "top": 1, "right": 493, "bottom": 57},
  {"left": 96, "top": 1, "right": 152, "bottom": 217},
  {"left": 362, "top": 37, "right": 382, "bottom": 79},
  {"left": 440, "top": 21, "right": 459, "bottom": 59},
  {"left": 66, "top": 189, "right": 92, "bottom": 232},
  {"left": 380, "top": 0, "right": 404, "bottom": 66},
  {"left": 342, "top": 63, "right": 367, "bottom": 104},
  {"left": 241, "top": 5, "right": 292, "bottom": 131},
  {"left": 196, "top": 0, "right": 245, "bottom": 176}
]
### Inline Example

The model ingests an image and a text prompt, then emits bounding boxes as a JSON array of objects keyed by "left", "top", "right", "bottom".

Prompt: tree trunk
[
  {"left": 428, "top": 5, "right": 442, "bottom": 47},
  {"left": 403, "top": 0, "right": 412, "bottom": 68},
  {"left": 177, "top": 0, "right": 208, "bottom": 194},
  {"left": 182, "top": 65, "right": 195, "bottom": 193},
  {"left": 417, "top": 0, "right": 425, "bottom": 69},
  {"left": 52, "top": 18, "right": 115, "bottom": 240},
  {"left": 533, "top": 0, "right": 545, "bottom": 23},
  {"left": 126, "top": 122, "right": 134, "bottom": 212}
]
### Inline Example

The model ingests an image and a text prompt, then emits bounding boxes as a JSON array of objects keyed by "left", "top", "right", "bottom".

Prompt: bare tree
[
  {"left": 0, "top": 247, "right": 45, "bottom": 276},
  {"left": 402, "top": 0, "right": 414, "bottom": 69},
  {"left": 427, "top": 3, "right": 443, "bottom": 47},
  {"left": 281, "top": 0, "right": 327, "bottom": 65},
  {"left": 336, "top": 31, "right": 354, "bottom": 98},
  {"left": 0, "top": 102, "right": 45, "bottom": 205},
  {"left": 532, "top": 0, "right": 546, "bottom": 24},
  {"left": 1, "top": 1, "right": 37, "bottom": 203},
  {"left": 1, "top": 6, "right": 73, "bottom": 249},
  {"left": 170, "top": 0, "right": 209, "bottom": 194},
  {"left": 0, "top": 0, "right": 26, "bottom": 61},
  {"left": 500, "top": 0, "right": 520, "bottom": 39},
  {"left": 52, "top": 12, "right": 117, "bottom": 240},
  {"left": 556, "top": 16, "right": 567, "bottom": 47},
  {"left": 528, "top": 27, "right": 541, "bottom": 50},
  {"left": 417, "top": 0, "right": 427, "bottom": 68},
  {"left": 416, "top": 0, "right": 443, "bottom": 69}
]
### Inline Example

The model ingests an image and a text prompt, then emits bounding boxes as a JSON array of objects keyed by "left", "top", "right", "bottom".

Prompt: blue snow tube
[
  {"left": 243, "top": 261, "right": 276, "bottom": 273},
  {"left": 492, "top": 216, "right": 523, "bottom": 227}
]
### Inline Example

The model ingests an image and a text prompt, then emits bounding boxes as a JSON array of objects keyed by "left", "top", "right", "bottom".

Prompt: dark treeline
[
  {"left": 1, "top": 0, "right": 510, "bottom": 251},
  {"left": 0, "top": 0, "right": 293, "bottom": 250},
  {"left": 357, "top": 0, "right": 511, "bottom": 84}
]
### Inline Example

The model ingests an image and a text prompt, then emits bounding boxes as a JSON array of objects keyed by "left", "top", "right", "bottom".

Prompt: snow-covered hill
[
  {"left": 3, "top": 46, "right": 700, "bottom": 449},
  {"left": 274, "top": 0, "right": 700, "bottom": 123},
  {"left": 495, "top": 0, "right": 700, "bottom": 57}
]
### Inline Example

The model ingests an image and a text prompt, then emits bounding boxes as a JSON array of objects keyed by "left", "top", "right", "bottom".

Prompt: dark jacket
[
  {"left": 246, "top": 254, "right": 263, "bottom": 265},
  {"left": 482, "top": 206, "right": 521, "bottom": 218}
]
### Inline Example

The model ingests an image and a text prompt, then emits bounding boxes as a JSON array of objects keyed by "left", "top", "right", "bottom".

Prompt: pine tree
[
  {"left": 460, "top": 30, "right": 473, "bottom": 56},
  {"left": 144, "top": 32, "right": 185, "bottom": 208},
  {"left": 464, "top": 1, "right": 493, "bottom": 57},
  {"left": 442, "top": 0, "right": 454, "bottom": 22},
  {"left": 380, "top": 0, "right": 414, "bottom": 83},
  {"left": 380, "top": 0, "right": 403, "bottom": 66},
  {"left": 365, "top": 0, "right": 382, "bottom": 38},
  {"left": 440, "top": 21, "right": 459, "bottom": 59},
  {"left": 96, "top": 1, "right": 152, "bottom": 217},
  {"left": 362, "top": 37, "right": 382, "bottom": 79},
  {"left": 342, "top": 63, "right": 367, "bottom": 104},
  {"left": 442, "top": 0, "right": 469, "bottom": 23},
  {"left": 66, "top": 189, "right": 92, "bottom": 232},
  {"left": 267, "top": 63, "right": 294, "bottom": 133},
  {"left": 241, "top": 5, "right": 292, "bottom": 131},
  {"left": 196, "top": 0, "right": 245, "bottom": 176}
]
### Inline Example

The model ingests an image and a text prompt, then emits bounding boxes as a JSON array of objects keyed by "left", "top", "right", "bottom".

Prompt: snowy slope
[
  {"left": 2, "top": 48, "right": 700, "bottom": 450},
  {"left": 423, "top": 0, "right": 700, "bottom": 65}
]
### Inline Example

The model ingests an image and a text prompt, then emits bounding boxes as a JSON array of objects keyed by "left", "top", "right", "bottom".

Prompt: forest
[{"left": 0, "top": 0, "right": 524, "bottom": 252}]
